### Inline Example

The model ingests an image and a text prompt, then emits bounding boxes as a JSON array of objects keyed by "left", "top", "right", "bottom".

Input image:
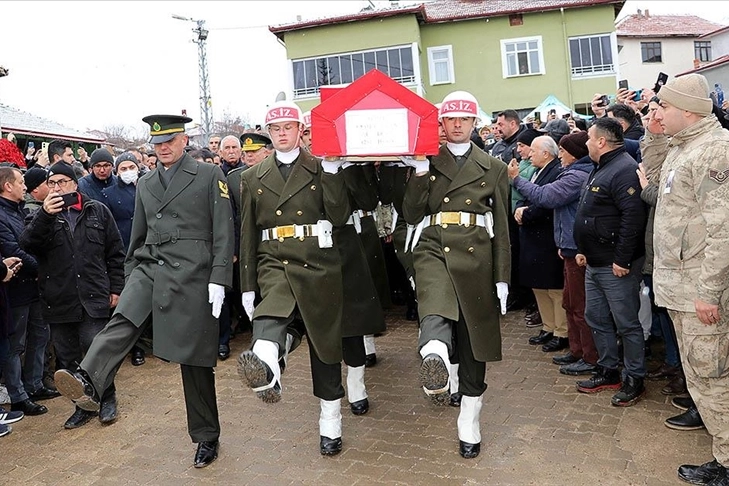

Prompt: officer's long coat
[
  {"left": 403, "top": 143, "right": 511, "bottom": 362},
  {"left": 115, "top": 154, "right": 234, "bottom": 367},
  {"left": 239, "top": 151, "right": 351, "bottom": 364}
]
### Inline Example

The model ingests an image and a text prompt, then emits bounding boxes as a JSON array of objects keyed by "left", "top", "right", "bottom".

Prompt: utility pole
[{"left": 172, "top": 15, "right": 213, "bottom": 145}]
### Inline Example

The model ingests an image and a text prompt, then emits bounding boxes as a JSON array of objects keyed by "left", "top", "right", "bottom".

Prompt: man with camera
[{"left": 19, "top": 162, "right": 125, "bottom": 430}]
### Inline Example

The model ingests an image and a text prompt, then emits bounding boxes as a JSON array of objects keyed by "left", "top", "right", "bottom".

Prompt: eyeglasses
[
  {"left": 93, "top": 163, "right": 113, "bottom": 170},
  {"left": 47, "top": 179, "right": 74, "bottom": 189}
]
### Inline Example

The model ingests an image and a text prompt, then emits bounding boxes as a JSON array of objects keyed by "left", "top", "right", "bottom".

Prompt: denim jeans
[
  {"left": 4, "top": 301, "right": 49, "bottom": 402},
  {"left": 584, "top": 260, "right": 646, "bottom": 379}
]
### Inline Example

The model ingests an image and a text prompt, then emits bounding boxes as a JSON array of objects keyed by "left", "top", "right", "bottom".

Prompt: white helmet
[
  {"left": 438, "top": 91, "right": 480, "bottom": 123},
  {"left": 265, "top": 101, "right": 303, "bottom": 126},
  {"left": 302, "top": 111, "right": 312, "bottom": 129}
]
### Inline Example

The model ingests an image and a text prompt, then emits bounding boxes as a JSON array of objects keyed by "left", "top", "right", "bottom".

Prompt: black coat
[
  {"left": 102, "top": 179, "right": 136, "bottom": 252},
  {"left": 78, "top": 173, "right": 118, "bottom": 203},
  {"left": 19, "top": 196, "right": 126, "bottom": 323},
  {"left": 517, "top": 158, "right": 564, "bottom": 289},
  {"left": 0, "top": 197, "right": 39, "bottom": 307}
]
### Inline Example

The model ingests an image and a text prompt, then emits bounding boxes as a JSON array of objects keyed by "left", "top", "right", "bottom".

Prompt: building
[
  {"left": 269, "top": 0, "right": 627, "bottom": 118},
  {"left": 616, "top": 10, "right": 725, "bottom": 91}
]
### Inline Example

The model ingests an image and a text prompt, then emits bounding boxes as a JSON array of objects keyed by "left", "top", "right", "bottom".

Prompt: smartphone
[
  {"left": 562, "top": 113, "right": 571, "bottom": 119},
  {"left": 60, "top": 192, "right": 78, "bottom": 208},
  {"left": 28, "top": 141, "right": 35, "bottom": 149},
  {"left": 632, "top": 89, "right": 643, "bottom": 102},
  {"left": 599, "top": 94, "right": 610, "bottom": 107},
  {"left": 534, "top": 111, "right": 541, "bottom": 123},
  {"left": 654, "top": 72, "right": 668, "bottom": 93},
  {"left": 42, "top": 141, "right": 49, "bottom": 150},
  {"left": 618, "top": 79, "right": 629, "bottom": 90},
  {"left": 8, "top": 260, "right": 21, "bottom": 270}
]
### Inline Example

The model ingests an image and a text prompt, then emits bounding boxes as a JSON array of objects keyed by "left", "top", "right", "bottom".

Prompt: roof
[
  {"left": 270, "top": 0, "right": 625, "bottom": 40},
  {"left": 616, "top": 13, "right": 724, "bottom": 38},
  {"left": 0, "top": 104, "right": 105, "bottom": 143},
  {"left": 676, "top": 54, "right": 729, "bottom": 77},
  {"left": 700, "top": 24, "right": 729, "bottom": 39}
]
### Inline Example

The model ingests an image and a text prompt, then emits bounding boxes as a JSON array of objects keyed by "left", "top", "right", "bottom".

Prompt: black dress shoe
[
  {"left": 131, "top": 348, "right": 145, "bottom": 366},
  {"left": 365, "top": 353, "right": 377, "bottom": 368},
  {"left": 320, "top": 435, "right": 343, "bottom": 456},
  {"left": 542, "top": 337, "right": 569, "bottom": 353},
  {"left": 99, "top": 393, "right": 118, "bottom": 425},
  {"left": 528, "top": 330, "right": 553, "bottom": 345},
  {"left": 194, "top": 440, "right": 219, "bottom": 468},
  {"left": 28, "top": 386, "right": 61, "bottom": 401},
  {"left": 552, "top": 353, "right": 579, "bottom": 365},
  {"left": 672, "top": 396, "right": 694, "bottom": 411},
  {"left": 218, "top": 344, "right": 230, "bottom": 361},
  {"left": 405, "top": 306, "right": 419, "bottom": 321},
  {"left": 665, "top": 406, "right": 705, "bottom": 431},
  {"left": 449, "top": 392, "right": 462, "bottom": 407},
  {"left": 678, "top": 459, "right": 722, "bottom": 485},
  {"left": 350, "top": 398, "right": 369, "bottom": 415},
  {"left": 709, "top": 466, "right": 729, "bottom": 486},
  {"left": 10, "top": 399, "right": 47, "bottom": 416},
  {"left": 54, "top": 369, "right": 100, "bottom": 412},
  {"left": 647, "top": 363, "right": 680, "bottom": 381},
  {"left": 459, "top": 440, "right": 481, "bottom": 459},
  {"left": 662, "top": 374, "right": 688, "bottom": 395},
  {"left": 64, "top": 407, "right": 97, "bottom": 429}
]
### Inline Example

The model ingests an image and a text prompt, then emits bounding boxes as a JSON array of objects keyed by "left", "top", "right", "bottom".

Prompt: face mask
[{"left": 120, "top": 170, "right": 139, "bottom": 185}]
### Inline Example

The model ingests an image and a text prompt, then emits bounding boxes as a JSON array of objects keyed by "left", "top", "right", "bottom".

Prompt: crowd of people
[{"left": 0, "top": 70, "right": 728, "bottom": 483}]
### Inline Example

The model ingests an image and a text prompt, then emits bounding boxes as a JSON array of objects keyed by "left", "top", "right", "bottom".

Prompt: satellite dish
[{"left": 275, "top": 91, "right": 286, "bottom": 102}]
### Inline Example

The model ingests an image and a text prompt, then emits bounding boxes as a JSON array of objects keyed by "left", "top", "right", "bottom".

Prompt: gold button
[
  {"left": 299, "top": 236, "right": 305, "bottom": 241},
  {"left": 278, "top": 237, "right": 285, "bottom": 242},
  {"left": 297, "top": 210, "right": 303, "bottom": 216},
  {"left": 444, "top": 247, "right": 450, "bottom": 253},
  {"left": 441, "top": 223, "right": 448, "bottom": 229},
  {"left": 283, "top": 260, "right": 289, "bottom": 265},
  {"left": 468, "top": 247, "right": 474, "bottom": 253},
  {"left": 257, "top": 189, "right": 263, "bottom": 195},
  {"left": 464, "top": 222, "right": 470, "bottom": 228},
  {"left": 303, "top": 264, "right": 308, "bottom": 267},
  {"left": 276, "top": 210, "right": 282, "bottom": 216},
  {"left": 480, "top": 182, "right": 486, "bottom": 187},
  {"left": 430, "top": 175, "right": 436, "bottom": 181},
  {"left": 310, "top": 185, "right": 317, "bottom": 190},
  {"left": 465, "top": 199, "right": 472, "bottom": 205},
  {"left": 443, "top": 197, "right": 450, "bottom": 203}
]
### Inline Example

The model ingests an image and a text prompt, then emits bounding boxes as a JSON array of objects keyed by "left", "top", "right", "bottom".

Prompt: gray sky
[{"left": 0, "top": 0, "right": 725, "bottom": 137}]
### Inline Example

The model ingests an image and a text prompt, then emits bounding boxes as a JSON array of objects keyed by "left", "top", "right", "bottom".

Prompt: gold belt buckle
[
  {"left": 441, "top": 212, "right": 460, "bottom": 225},
  {"left": 277, "top": 225, "right": 296, "bottom": 239}
]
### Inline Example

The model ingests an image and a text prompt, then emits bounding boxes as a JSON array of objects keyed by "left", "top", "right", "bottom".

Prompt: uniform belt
[
  {"left": 424, "top": 211, "right": 486, "bottom": 229},
  {"left": 261, "top": 224, "right": 320, "bottom": 242},
  {"left": 145, "top": 230, "right": 212, "bottom": 245}
]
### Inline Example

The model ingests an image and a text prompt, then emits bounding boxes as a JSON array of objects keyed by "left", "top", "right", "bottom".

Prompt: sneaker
[
  {"left": 0, "top": 423, "right": 11, "bottom": 437},
  {"left": 611, "top": 375, "right": 645, "bottom": 407},
  {"left": 0, "top": 407, "right": 24, "bottom": 425},
  {"left": 576, "top": 366, "right": 621, "bottom": 393}
]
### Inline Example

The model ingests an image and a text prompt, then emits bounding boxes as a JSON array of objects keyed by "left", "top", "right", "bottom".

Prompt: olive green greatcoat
[
  {"left": 403, "top": 144, "right": 511, "bottom": 362},
  {"left": 239, "top": 151, "right": 350, "bottom": 364},
  {"left": 115, "top": 154, "right": 234, "bottom": 367}
]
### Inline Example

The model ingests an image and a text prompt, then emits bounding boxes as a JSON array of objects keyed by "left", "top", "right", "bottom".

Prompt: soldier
[
  {"left": 402, "top": 91, "right": 511, "bottom": 458},
  {"left": 648, "top": 74, "right": 729, "bottom": 485},
  {"left": 52, "top": 114, "right": 234, "bottom": 468},
  {"left": 236, "top": 101, "right": 351, "bottom": 456}
]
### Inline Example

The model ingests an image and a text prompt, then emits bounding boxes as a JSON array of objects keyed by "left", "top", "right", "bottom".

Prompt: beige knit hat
[{"left": 657, "top": 73, "right": 712, "bottom": 116}]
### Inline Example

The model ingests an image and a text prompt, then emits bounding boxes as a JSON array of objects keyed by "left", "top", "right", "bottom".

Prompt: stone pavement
[{"left": 1, "top": 308, "right": 711, "bottom": 485}]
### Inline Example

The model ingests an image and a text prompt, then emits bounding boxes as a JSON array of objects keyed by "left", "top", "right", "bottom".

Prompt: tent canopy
[{"left": 524, "top": 95, "right": 577, "bottom": 120}]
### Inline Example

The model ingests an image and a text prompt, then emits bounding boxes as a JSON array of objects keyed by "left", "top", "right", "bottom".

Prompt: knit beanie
[
  {"left": 516, "top": 128, "right": 541, "bottom": 147},
  {"left": 657, "top": 73, "right": 712, "bottom": 117},
  {"left": 559, "top": 131, "right": 589, "bottom": 160},
  {"left": 23, "top": 166, "right": 48, "bottom": 192},
  {"left": 89, "top": 148, "right": 114, "bottom": 168},
  {"left": 114, "top": 151, "right": 140, "bottom": 171},
  {"left": 47, "top": 162, "right": 78, "bottom": 182}
]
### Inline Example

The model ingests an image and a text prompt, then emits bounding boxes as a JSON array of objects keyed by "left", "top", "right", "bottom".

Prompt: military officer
[
  {"left": 402, "top": 91, "right": 511, "bottom": 459},
  {"left": 53, "top": 114, "right": 234, "bottom": 468},
  {"left": 236, "top": 101, "right": 351, "bottom": 456}
]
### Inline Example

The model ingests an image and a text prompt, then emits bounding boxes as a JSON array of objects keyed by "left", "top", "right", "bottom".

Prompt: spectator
[
  {"left": 77, "top": 149, "right": 117, "bottom": 202},
  {"left": 23, "top": 167, "right": 49, "bottom": 213},
  {"left": 491, "top": 110, "right": 526, "bottom": 163},
  {"left": 0, "top": 253, "right": 24, "bottom": 437},
  {"left": 219, "top": 135, "right": 243, "bottom": 176},
  {"left": 47, "top": 140, "right": 85, "bottom": 179},
  {"left": 607, "top": 103, "right": 645, "bottom": 140},
  {"left": 540, "top": 119, "right": 570, "bottom": 144}
]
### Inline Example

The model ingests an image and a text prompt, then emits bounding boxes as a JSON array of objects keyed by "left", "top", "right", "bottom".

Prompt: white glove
[
  {"left": 341, "top": 161, "right": 356, "bottom": 170},
  {"left": 399, "top": 156, "right": 429, "bottom": 174},
  {"left": 208, "top": 283, "right": 225, "bottom": 319},
  {"left": 242, "top": 291, "right": 256, "bottom": 321},
  {"left": 384, "top": 161, "right": 408, "bottom": 168},
  {"left": 321, "top": 159, "right": 343, "bottom": 174},
  {"left": 496, "top": 282, "right": 509, "bottom": 315}
]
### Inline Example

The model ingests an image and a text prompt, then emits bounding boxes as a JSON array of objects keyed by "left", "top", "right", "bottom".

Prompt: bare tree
[{"left": 214, "top": 111, "right": 250, "bottom": 136}]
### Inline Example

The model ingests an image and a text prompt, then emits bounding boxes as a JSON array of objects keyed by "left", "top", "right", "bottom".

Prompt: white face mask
[{"left": 120, "top": 170, "right": 139, "bottom": 185}]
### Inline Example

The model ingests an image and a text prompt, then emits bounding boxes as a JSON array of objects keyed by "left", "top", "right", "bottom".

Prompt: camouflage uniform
[{"left": 653, "top": 114, "right": 729, "bottom": 464}]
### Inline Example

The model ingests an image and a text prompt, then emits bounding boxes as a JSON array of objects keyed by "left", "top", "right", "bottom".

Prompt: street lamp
[{"left": 172, "top": 15, "right": 213, "bottom": 145}]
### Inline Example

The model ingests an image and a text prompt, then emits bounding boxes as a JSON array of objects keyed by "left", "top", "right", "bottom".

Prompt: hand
[
  {"left": 208, "top": 283, "right": 225, "bottom": 319},
  {"left": 2, "top": 257, "right": 21, "bottom": 282},
  {"left": 242, "top": 291, "right": 256, "bottom": 321},
  {"left": 591, "top": 93, "right": 607, "bottom": 117},
  {"left": 636, "top": 164, "right": 648, "bottom": 189},
  {"left": 514, "top": 206, "right": 527, "bottom": 225},
  {"left": 644, "top": 107, "right": 663, "bottom": 135},
  {"left": 399, "top": 156, "right": 429, "bottom": 175},
  {"left": 77, "top": 147, "right": 88, "bottom": 162},
  {"left": 575, "top": 254, "right": 587, "bottom": 267},
  {"left": 507, "top": 159, "right": 520, "bottom": 180},
  {"left": 695, "top": 298, "right": 721, "bottom": 325},
  {"left": 321, "top": 158, "right": 343, "bottom": 174},
  {"left": 109, "top": 294, "right": 119, "bottom": 308},
  {"left": 496, "top": 282, "right": 509, "bottom": 315},
  {"left": 612, "top": 263, "right": 630, "bottom": 277},
  {"left": 26, "top": 146, "right": 36, "bottom": 157},
  {"left": 43, "top": 192, "right": 65, "bottom": 215}
]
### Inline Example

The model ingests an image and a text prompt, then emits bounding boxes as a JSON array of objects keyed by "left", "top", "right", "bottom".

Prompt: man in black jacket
[
  {"left": 573, "top": 117, "right": 647, "bottom": 406},
  {"left": 19, "top": 162, "right": 125, "bottom": 429}
]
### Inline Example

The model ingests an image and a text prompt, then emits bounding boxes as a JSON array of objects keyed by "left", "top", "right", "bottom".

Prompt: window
[
  {"left": 569, "top": 34, "right": 614, "bottom": 76},
  {"left": 641, "top": 42, "right": 662, "bottom": 63},
  {"left": 292, "top": 46, "right": 415, "bottom": 98},
  {"left": 427, "top": 45, "right": 454, "bottom": 85},
  {"left": 694, "top": 41, "right": 712, "bottom": 62},
  {"left": 500, "top": 36, "right": 544, "bottom": 78}
]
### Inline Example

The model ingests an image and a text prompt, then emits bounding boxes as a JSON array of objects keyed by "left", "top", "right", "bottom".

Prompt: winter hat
[
  {"left": 658, "top": 74, "right": 712, "bottom": 117},
  {"left": 24, "top": 166, "right": 48, "bottom": 192},
  {"left": 114, "top": 151, "right": 139, "bottom": 171},
  {"left": 47, "top": 162, "right": 78, "bottom": 182},
  {"left": 89, "top": 148, "right": 114, "bottom": 168},
  {"left": 559, "top": 131, "right": 589, "bottom": 160},
  {"left": 516, "top": 128, "right": 541, "bottom": 147},
  {"left": 542, "top": 119, "right": 570, "bottom": 139}
]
